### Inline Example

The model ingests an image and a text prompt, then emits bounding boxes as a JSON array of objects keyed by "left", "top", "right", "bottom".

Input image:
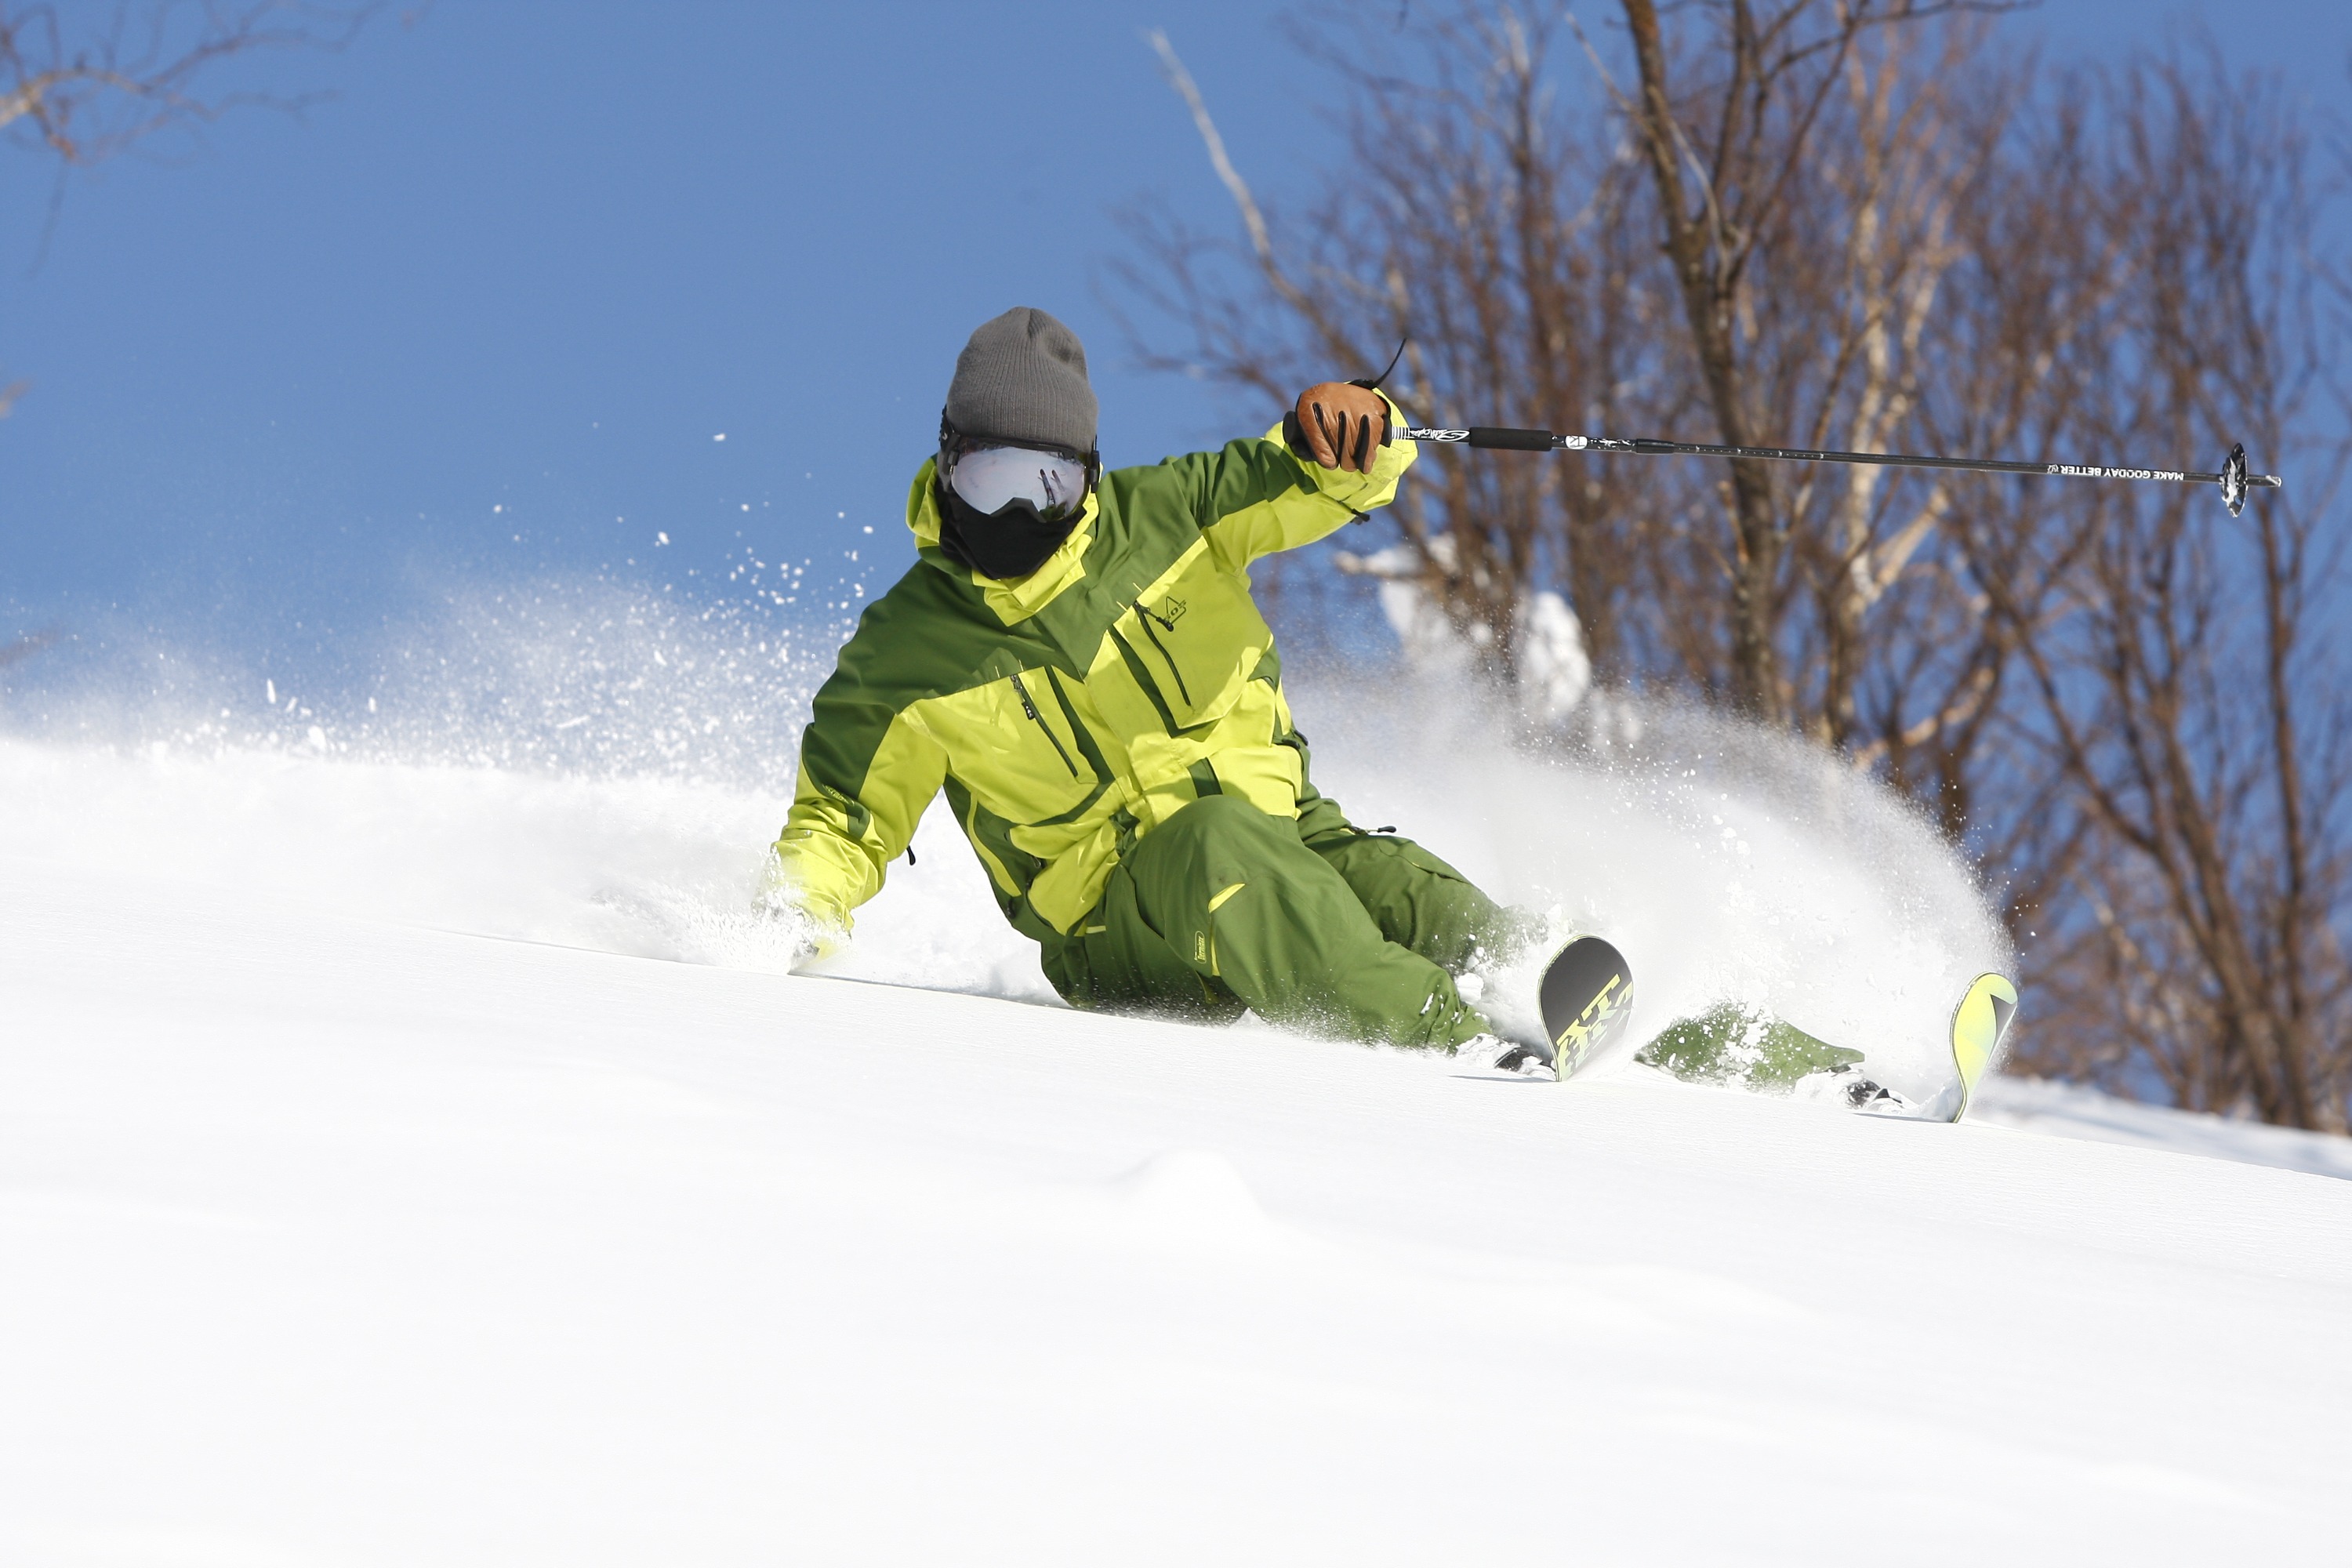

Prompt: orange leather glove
[{"left": 1290, "top": 382, "right": 1390, "bottom": 473}]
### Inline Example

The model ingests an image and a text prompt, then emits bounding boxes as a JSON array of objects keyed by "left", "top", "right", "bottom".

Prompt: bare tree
[
  {"left": 1992, "top": 61, "right": 2351, "bottom": 1130},
  {"left": 1119, "top": 5, "right": 2045, "bottom": 746},
  {"left": 1118, "top": 14, "right": 1651, "bottom": 690},
  {"left": 1120, "top": 3, "right": 2350, "bottom": 1127},
  {"left": 0, "top": 0, "right": 383, "bottom": 415},
  {"left": 1606, "top": 1, "right": 2052, "bottom": 739},
  {"left": 2, "top": 2, "right": 367, "bottom": 159}
]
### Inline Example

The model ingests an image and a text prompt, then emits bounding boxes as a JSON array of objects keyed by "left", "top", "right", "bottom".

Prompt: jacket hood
[{"left": 905, "top": 457, "right": 1097, "bottom": 626}]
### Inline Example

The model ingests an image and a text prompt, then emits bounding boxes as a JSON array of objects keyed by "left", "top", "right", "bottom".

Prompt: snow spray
[
  {"left": 1, "top": 577, "right": 2013, "bottom": 1102},
  {"left": 1298, "top": 678, "right": 2015, "bottom": 1108}
]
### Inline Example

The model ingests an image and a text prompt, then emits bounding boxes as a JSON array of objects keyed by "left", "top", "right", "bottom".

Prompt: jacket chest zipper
[
  {"left": 1132, "top": 601, "right": 1191, "bottom": 706},
  {"left": 1010, "top": 672, "right": 1079, "bottom": 777}
]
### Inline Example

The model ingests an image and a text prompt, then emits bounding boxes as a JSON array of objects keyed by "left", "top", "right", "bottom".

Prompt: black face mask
[{"left": 935, "top": 480, "right": 1083, "bottom": 580}]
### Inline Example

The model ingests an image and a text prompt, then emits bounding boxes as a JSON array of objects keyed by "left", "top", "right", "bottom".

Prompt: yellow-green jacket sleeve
[
  {"left": 1180, "top": 388, "right": 1417, "bottom": 571},
  {"left": 769, "top": 683, "right": 948, "bottom": 933}
]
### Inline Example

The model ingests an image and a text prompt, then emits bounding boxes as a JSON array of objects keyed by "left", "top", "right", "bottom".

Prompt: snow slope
[
  {"left": 1969, "top": 1074, "right": 2352, "bottom": 1182},
  {"left": 3, "top": 691, "right": 2348, "bottom": 1562}
]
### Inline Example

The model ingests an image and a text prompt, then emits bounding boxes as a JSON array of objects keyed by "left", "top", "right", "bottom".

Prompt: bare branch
[
  {"left": 1146, "top": 28, "right": 1310, "bottom": 316},
  {"left": 1, "top": 2, "right": 382, "bottom": 169}
]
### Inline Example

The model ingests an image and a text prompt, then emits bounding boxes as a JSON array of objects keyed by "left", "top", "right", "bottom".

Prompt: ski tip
[
  {"left": 1537, "top": 935, "right": 1635, "bottom": 1083},
  {"left": 1950, "top": 972, "right": 2021, "bottom": 1118}
]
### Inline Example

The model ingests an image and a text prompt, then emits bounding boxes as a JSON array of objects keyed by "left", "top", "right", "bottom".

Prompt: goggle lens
[{"left": 949, "top": 443, "right": 1091, "bottom": 521}]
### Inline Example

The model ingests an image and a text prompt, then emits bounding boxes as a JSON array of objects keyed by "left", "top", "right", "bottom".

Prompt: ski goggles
[{"left": 942, "top": 437, "right": 1095, "bottom": 523}]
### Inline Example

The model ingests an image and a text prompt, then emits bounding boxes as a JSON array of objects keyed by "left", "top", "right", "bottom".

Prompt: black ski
[{"left": 1528, "top": 935, "right": 1636, "bottom": 1082}]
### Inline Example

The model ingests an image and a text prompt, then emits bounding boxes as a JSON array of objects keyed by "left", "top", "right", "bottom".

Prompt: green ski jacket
[{"left": 770, "top": 397, "right": 1415, "bottom": 947}]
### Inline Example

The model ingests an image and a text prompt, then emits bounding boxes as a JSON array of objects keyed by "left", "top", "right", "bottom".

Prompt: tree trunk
[{"left": 1621, "top": 0, "right": 1783, "bottom": 718}]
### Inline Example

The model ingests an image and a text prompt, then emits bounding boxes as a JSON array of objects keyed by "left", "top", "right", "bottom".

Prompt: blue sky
[{"left": 3, "top": 0, "right": 2347, "bottom": 704}]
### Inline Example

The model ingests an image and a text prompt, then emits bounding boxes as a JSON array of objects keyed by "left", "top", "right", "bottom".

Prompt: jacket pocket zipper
[
  {"left": 1132, "top": 602, "right": 1192, "bottom": 706},
  {"left": 1010, "top": 672, "right": 1079, "bottom": 777}
]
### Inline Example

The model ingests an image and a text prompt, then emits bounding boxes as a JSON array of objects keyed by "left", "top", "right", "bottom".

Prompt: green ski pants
[{"left": 1040, "top": 791, "right": 1519, "bottom": 1051}]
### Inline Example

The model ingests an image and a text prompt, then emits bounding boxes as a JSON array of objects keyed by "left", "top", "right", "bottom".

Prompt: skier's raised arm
[{"left": 1145, "top": 380, "right": 1417, "bottom": 572}]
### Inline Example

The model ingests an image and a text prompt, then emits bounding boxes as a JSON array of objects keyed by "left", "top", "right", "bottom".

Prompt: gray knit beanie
[{"left": 943, "top": 307, "right": 1098, "bottom": 454}]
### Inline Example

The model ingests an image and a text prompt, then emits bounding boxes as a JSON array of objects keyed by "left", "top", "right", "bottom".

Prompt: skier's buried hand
[
  {"left": 753, "top": 864, "right": 848, "bottom": 972},
  {"left": 1292, "top": 382, "right": 1388, "bottom": 473}
]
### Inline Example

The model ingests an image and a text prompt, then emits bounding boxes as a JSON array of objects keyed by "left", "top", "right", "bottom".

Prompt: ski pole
[{"left": 1395, "top": 425, "right": 2281, "bottom": 517}]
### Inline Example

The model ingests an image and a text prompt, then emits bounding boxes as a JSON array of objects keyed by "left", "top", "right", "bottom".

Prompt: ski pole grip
[{"left": 1466, "top": 426, "right": 1557, "bottom": 451}]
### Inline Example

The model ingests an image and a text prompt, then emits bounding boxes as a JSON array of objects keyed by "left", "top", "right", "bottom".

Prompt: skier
[{"left": 760, "top": 306, "right": 1530, "bottom": 1054}]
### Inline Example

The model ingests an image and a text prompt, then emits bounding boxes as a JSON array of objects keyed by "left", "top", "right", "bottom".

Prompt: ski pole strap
[{"left": 1397, "top": 427, "right": 2283, "bottom": 514}]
